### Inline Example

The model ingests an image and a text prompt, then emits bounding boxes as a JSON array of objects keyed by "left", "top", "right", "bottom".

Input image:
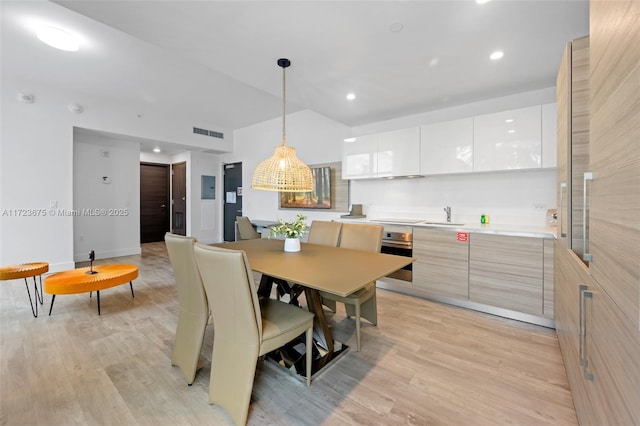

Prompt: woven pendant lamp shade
[
  {"left": 252, "top": 58, "right": 314, "bottom": 193},
  {"left": 251, "top": 145, "right": 313, "bottom": 192}
]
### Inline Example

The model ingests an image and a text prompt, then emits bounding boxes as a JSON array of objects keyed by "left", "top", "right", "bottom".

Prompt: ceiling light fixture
[
  {"left": 153, "top": 147, "right": 161, "bottom": 153},
  {"left": 251, "top": 58, "right": 313, "bottom": 192},
  {"left": 346, "top": 93, "right": 356, "bottom": 101},
  {"left": 475, "top": 0, "right": 491, "bottom": 4},
  {"left": 36, "top": 26, "right": 79, "bottom": 52},
  {"left": 490, "top": 50, "right": 504, "bottom": 60}
]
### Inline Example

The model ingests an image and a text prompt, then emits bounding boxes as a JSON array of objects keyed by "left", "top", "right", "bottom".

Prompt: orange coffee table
[
  {"left": 0, "top": 262, "right": 49, "bottom": 317},
  {"left": 44, "top": 264, "right": 138, "bottom": 315}
]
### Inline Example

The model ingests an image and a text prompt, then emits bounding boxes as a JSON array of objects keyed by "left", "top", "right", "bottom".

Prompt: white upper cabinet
[
  {"left": 376, "top": 127, "right": 421, "bottom": 177},
  {"left": 420, "top": 118, "right": 473, "bottom": 175},
  {"left": 541, "top": 103, "right": 557, "bottom": 168},
  {"left": 342, "top": 134, "right": 377, "bottom": 179},
  {"left": 473, "top": 105, "right": 542, "bottom": 172}
]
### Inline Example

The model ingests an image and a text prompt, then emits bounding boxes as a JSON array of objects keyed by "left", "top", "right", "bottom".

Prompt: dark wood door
[
  {"left": 140, "top": 163, "right": 170, "bottom": 243},
  {"left": 223, "top": 162, "right": 242, "bottom": 241},
  {"left": 172, "top": 161, "right": 187, "bottom": 236}
]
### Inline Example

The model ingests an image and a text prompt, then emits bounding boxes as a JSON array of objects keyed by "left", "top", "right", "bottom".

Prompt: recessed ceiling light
[
  {"left": 153, "top": 147, "right": 161, "bottom": 153},
  {"left": 344, "top": 138, "right": 356, "bottom": 143},
  {"left": 389, "top": 22, "right": 404, "bottom": 33},
  {"left": 505, "top": 118, "right": 514, "bottom": 123},
  {"left": 490, "top": 50, "right": 504, "bottom": 60},
  {"left": 36, "top": 26, "right": 79, "bottom": 52},
  {"left": 428, "top": 57, "right": 440, "bottom": 68},
  {"left": 476, "top": 0, "right": 491, "bottom": 4},
  {"left": 508, "top": 130, "right": 516, "bottom": 134},
  {"left": 346, "top": 93, "right": 356, "bottom": 101}
]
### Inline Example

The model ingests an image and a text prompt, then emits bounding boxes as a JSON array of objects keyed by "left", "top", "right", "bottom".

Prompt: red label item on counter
[{"left": 457, "top": 232, "right": 468, "bottom": 242}]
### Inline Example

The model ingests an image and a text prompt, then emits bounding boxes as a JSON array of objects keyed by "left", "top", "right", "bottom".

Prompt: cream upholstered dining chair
[
  {"left": 236, "top": 216, "right": 261, "bottom": 240},
  {"left": 306, "top": 220, "right": 342, "bottom": 247},
  {"left": 164, "top": 232, "right": 211, "bottom": 385},
  {"left": 193, "top": 243, "right": 314, "bottom": 425},
  {"left": 280, "top": 220, "right": 344, "bottom": 305},
  {"left": 319, "top": 223, "right": 383, "bottom": 351}
]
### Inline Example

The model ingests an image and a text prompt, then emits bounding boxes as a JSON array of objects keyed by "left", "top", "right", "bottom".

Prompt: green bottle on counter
[{"left": 480, "top": 214, "right": 490, "bottom": 224}]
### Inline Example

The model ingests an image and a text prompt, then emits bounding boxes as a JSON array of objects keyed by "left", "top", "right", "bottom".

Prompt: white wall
[
  {"left": 73, "top": 131, "right": 141, "bottom": 261},
  {"left": 0, "top": 76, "right": 231, "bottom": 270},
  {"left": 223, "top": 109, "right": 352, "bottom": 224}
]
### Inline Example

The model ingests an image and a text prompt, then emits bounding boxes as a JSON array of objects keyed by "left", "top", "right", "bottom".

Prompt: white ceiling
[{"left": 2, "top": 0, "right": 589, "bottom": 138}]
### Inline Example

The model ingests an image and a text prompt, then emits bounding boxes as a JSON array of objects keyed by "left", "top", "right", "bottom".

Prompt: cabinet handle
[
  {"left": 559, "top": 182, "right": 567, "bottom": 238},
  {"left": 582, "top": 289, "right": 594, "bottom": 381},
  {"left": 583, "top": 172, "right": 593, "bottom": 262},
  {"left": 579, "top": 284, "right": 587, "bottom": 368}
]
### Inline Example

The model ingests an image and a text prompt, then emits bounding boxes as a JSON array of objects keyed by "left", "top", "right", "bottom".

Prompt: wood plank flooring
[{"left": 0, "top": 243, "right": 578, "bottom": 425}]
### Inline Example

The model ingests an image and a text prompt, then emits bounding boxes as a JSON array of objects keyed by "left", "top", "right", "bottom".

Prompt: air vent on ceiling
[{"left": 193, "top": 126, "right": 224, "bottom": 139}]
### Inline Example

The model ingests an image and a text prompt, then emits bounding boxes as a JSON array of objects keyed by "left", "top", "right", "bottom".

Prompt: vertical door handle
[
  {"left": 583, "top": 172, "right": 593, "bottom": 261},
  {"left": 578, "top": 284, "right": 587, "bottom": 368},
  {"left": 582, "top": 289, "right": 594, "bottom": 381},
  {"left": 559, "top": 182, "right": 567, "bottom": 238}
]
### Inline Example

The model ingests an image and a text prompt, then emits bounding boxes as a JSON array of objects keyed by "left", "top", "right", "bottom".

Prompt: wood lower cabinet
[
  {"left": 469, "top": 233, "right": 544, "bottom": 316},
  {"left": 543, "top": 239, "right": 554, "bottom": 318},
  {"left": 413, "top": 228, "right": 469, "bottom": 298},
  {"left": 555, "top": 244, "right": 640, "bottom": 425}
]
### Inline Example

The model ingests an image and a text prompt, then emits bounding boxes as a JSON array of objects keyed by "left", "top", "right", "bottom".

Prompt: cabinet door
[
  {"left": 342, "top": 134, "right": 377, "bottom": 179},
  {"left": 420, "top": 118, "right": 473, "bottom": 175},
  {"left": 556, "top": 43, "right": 570, "bottom": 248},
  {"left": 554, "top": 245, "right": 597, "bottom": 425},
  {"left": 413, "top": 228, "right": 469, "bottom": 298},
  {"left": 377, "top": 127, "right": 420, "bottom": 177},
  {"left": 543, "top": 239, "right": 554, "bottom": 318},
  {"left": 473, "top": 105, "right": 542, "bottom": 172},
  {"left": 586, "top": 279, "right": 640, "bottom": 425},
  {"left": 588, "top": 0, "right": 639, "bottom": 329},
  {"left": 541, "top": 103, "right": 557, "bottom": 168},
  {"left": 469, "top": 233, "right": 543, "bottom": 315}
]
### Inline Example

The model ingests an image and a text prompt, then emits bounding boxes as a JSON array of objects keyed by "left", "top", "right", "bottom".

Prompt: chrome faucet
[{"left": 444, "top": 206, "right": 452, "bottom": 223}]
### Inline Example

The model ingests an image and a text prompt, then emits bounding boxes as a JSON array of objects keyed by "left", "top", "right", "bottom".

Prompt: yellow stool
[
  {"left": 0, "top": 262, "right": 49, "bottom": 317},
  {"left": 44, "top": 264, "right": 138, "bottom": 315}
]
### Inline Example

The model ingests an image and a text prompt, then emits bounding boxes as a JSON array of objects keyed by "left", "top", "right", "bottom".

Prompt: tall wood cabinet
[{"left": 554, "top": 2, "right": 640, "bottom": 424}]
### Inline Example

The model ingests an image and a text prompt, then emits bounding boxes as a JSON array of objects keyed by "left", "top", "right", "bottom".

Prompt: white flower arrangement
[{"left": 269, "top": 214, "right": 308, "bottom": 239}]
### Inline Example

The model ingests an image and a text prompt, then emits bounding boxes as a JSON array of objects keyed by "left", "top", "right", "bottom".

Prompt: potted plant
[{"left": 269, "top": 214, "right": 308, "bottom": 252}]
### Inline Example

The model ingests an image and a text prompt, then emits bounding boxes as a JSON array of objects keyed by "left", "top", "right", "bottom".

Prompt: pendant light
[{"left": 251, "top": 58, "right": 314, "bottom": 192}]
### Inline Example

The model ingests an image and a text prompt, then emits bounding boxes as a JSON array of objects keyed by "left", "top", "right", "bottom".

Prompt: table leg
[
  {"left": 304, "top": 288, "right": 334, "bottom": 354},
  {"left": 48, "top": 295, "right": 56, "bottom": 316},
  {"left": 257, "top": 274, "right": 275, "bottom": 298},
  {"left": 129, "top": 281, "right": 134, "bottom": 298},
  {"left": 23, "top": 276, "right": 42, "bottom": 318},
  {"left": 97, "top": 290, "right": 101, "bottom": 315}
]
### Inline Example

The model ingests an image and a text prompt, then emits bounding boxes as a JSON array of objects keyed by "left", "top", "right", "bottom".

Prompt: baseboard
[{"left": 74, "top": 247, "right": 141, "bottom": 263}]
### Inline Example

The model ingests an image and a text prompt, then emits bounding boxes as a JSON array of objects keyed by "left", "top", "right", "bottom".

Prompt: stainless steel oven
[{"left": 380, "top": 230, "right": 412, "bottom": 282}]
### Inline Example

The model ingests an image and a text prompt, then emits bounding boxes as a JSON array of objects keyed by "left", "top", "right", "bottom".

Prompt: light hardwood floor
[{"left": 0, "top": 243, "right": 577, "bottom": 425}]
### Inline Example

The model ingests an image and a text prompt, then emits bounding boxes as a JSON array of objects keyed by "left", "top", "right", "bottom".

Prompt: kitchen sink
[{"left": 420, "top": 221, "right": 465, "bottom": 226}]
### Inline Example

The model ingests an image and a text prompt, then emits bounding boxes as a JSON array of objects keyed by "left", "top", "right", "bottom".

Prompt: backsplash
[{"left": 350, "top": 168, "right": 556, "bottom": 227}]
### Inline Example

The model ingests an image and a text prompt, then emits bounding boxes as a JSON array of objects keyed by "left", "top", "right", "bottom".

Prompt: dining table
[{"left": 214, "top": 238, "right": 415, "bottom": 377}]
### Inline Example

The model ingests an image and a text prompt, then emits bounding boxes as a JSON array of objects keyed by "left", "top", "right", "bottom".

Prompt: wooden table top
[
  {"left": 44, "top": 264, "right": 138, "bottom": 295},
  {"left": 0, "top": 262, "right": 49, "bottom": 280},
  {"left": 215, "top": 239, "right": 414, "bottom": 297}
]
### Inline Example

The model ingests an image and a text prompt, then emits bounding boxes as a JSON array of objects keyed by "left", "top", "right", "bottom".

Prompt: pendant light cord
[{"left": 282, "top": 64, "right": 286, "bottom": 146}]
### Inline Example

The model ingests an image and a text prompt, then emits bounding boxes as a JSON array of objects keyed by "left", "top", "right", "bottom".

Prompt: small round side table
[{"left": 0, "top": 262, "right": 49, "bottom": 317}]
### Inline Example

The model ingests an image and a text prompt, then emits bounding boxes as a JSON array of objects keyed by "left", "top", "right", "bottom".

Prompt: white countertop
[{"left": 336, "top": 217, "right": 557, "bottom": 239}]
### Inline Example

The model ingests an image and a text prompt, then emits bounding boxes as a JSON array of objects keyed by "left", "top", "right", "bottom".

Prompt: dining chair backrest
[
  {"left": 236, "top": 216, "right": 261, "bottom": 240},
  {"left": 165, "top": 233, "right": 208, "bottom": 321},
  {"left": 194, "top": 244, "right": 262, "bottom": 344},
  {"left": 307, "top": 220, "right": 342, "bottom": 247},
  {"left": 338, "top": 223, "right": 383, "bottom": 253},
  {"left": 164, "top": 232, "right": 209, "bottom": 384}
]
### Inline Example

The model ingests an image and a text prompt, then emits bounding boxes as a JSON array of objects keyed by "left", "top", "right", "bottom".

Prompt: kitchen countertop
[{"left": 336, "top": 217, "right": 557, "bottom": 239}]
